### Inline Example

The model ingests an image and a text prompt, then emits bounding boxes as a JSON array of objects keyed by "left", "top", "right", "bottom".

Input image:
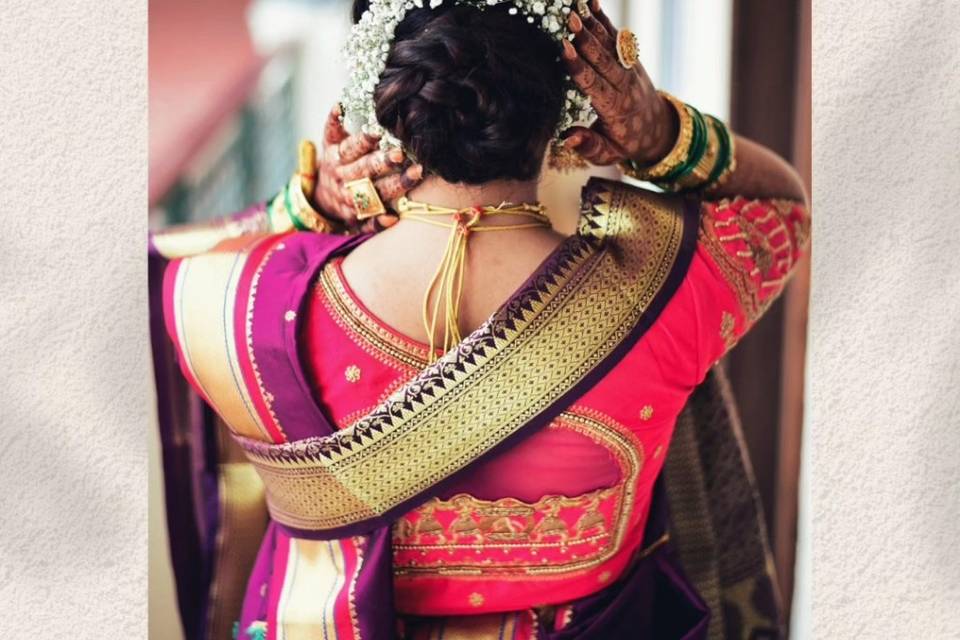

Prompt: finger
[
  {"left": 332, "top": 200, "right": 357, "bottom": 228},
  {"left": 561, "top": 40, "right": 620, "bottom": 117},
  {"left": 338, "top": 186, "right": 360, "bottom": 218},
  {"left": 336, "top": 147, "right": 405, "bottom": 182},
  {"left": 590, "top": 0, "right": 618, "bottom": 38},
  {"left": 569, "top": 12, "right": 625, "bottom": 85},
  {"left": 338, "top": 133, "right": 381, "bottom": 165},
  {"left": 563, "top": 127, "right": 622, "bottom": 166},
  {"left": 578, "top": 0, "right": 614, "bottom": 46},
  {"left": 323, "top": 104, "right": 349, "bottom": 146},
  {"left": 374, "top": 164, "right": 424, "bottom": 202},
  {"left": 359, "top": 213, "right": 399, "bottom": 234}
]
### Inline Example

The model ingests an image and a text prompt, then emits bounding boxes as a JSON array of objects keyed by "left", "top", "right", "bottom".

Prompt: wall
[{"left": 797, "top": 1, "right": 960, "bottom": 636}]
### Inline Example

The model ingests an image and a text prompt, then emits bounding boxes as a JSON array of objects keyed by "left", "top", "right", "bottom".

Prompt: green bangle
[
  {"left": 704, "top": 115, "right": 733, "bottom": 187},
  {"left": 661, "top": 105, "right": 708, "bottom": 183},
  {"left": 283, "top": 183, "right": 311, "bottom": 231}
]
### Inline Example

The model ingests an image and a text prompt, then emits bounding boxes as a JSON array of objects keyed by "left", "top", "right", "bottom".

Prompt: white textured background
[
  {"left": 1, "top": 0, "right": 959, "bottom": 637},
  {"left": 0, "top": 0, "right": 147, "bottom": 637},
  {"left": 805, "top": 0, "right": 960, "bottom": 637}
]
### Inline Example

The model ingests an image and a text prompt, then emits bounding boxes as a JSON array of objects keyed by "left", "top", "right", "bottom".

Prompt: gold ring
[
  {"left": 344, "top": 177, "right": 386, "bottom": 220},
  {"left": 616, "top": 29, "right": 639, "bottom": 69}
]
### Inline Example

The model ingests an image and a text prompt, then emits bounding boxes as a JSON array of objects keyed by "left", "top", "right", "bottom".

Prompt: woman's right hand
[{"left": 313, "top": 104, "right": 424, "bottom": 233}]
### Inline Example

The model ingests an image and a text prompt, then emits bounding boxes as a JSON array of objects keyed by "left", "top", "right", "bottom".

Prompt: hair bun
[{"left": 372, "top": 4, "right": 564, "bottom": 184}]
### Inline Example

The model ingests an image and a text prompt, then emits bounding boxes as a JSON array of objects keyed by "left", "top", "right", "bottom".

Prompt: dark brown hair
[{"left": 351, "top": 1, "right": 565, "bottom": 184}]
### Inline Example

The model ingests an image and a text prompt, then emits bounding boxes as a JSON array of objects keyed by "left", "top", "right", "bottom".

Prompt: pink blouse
[{"left": 291, "top": 196, "right": 810, "bottom": 618}]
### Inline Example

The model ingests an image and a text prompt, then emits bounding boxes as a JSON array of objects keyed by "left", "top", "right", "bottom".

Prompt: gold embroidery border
[
  {"left": 239, "top": 183, "right": 687, "bottom": 531},
  {"left": 392, "top": 407, "right": 643, "bottom": 578},
  {"left": 317, "top": 260, "right": 432, "bottom": 370},
  {"left": 699, "top": 200, "right": 763, "bottom": 321},
  {"left": 699, "top": 198, "right": 808, "bottom": 323},
  {"left": 244, "top": 239, "right": 288, "bottom": 442}
]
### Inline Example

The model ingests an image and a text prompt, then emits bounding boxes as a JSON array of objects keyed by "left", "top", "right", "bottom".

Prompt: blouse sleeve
[{"left": 690, "top": 196, "right": 811, "bottom": 379}]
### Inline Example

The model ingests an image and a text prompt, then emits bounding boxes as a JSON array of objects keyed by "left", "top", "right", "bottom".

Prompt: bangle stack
[
  {"left": 267, "top": 139, "right": 343, "bottom": 234},
  {"left": 267, "top": 173, "right": 335, "bottom": 234},
  {"left": 620, "top": 91, "right": 737, "bottom": 193}
]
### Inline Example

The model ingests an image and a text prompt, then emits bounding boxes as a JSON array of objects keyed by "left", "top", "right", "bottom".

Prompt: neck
[{"left": 405, "top": 176, "right": 540, "bottom": 209}]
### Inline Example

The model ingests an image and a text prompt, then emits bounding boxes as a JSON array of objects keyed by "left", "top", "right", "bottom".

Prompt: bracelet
[
  {"left": 678, "top": 112, "right": 720, "bottom": 189},
  {"left": 704, "top": 114, "right": 737, "bottom": 191},
  {"left": 660, "top": 106, "right": 717, "bottom": 191},
  {"left": 266, "top": 174, "right": 334, "bottom": 234},
  {"left": 287, "top": 174, "right": 334, "bottom": 233},
  {"left": 657, "top": 111, "right": 736, "bottom": 193},
  {"left": 658, "top": 104, "right": 709, "bottom": 186},
  {"left": 266, "top": 138, "right": 353, "bottom": 234},
  {"left": 616, "top": 91, "right": 737, "bottom": 193},
  {"left": 619, "top": 91, "right": 693, "bottom": 181}
]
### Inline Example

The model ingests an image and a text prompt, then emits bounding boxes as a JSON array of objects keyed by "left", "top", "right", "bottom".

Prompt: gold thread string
[{"left": 395, "top": 197, "right": 551, "bottom": 360}]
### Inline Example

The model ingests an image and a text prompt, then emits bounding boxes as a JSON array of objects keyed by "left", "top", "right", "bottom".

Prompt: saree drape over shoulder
[{"left": 150, "top": 176, "right": 809, "bottom": 639}]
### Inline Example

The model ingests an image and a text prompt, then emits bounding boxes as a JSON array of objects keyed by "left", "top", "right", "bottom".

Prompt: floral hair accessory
[{"left": 341, "top": 0, "right": 596, "bottom": 149}]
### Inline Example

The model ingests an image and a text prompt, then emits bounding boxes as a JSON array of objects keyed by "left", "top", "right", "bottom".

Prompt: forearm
[
  {"left": 149, "top": 175, "right": 336, "bottom": 259},
  {"left": 708, "top": 135, "right": 807, "bottom": 204}
]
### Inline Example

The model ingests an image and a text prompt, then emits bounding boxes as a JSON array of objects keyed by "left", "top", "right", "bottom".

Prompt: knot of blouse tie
[{"left": 395, "top": 196, "right": 552, "bottom": 360}]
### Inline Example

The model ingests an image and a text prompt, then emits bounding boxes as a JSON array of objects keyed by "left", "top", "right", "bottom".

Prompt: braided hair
[{"left": 351, "top": 1, "right": 565, "bottom": 184}]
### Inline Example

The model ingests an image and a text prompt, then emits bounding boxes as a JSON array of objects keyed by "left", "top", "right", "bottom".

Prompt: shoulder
[
  {"left": 162, "top": 231, "right": 360, "bottom": 311},
  {"left": 696, "top": 196, "right": 810, "bottom": 324},
  {"left": 160, "top": 231, "right": 364, "bottom": 442},
  {"left": 576, "top": 177, "right": 699, "bottom": 246}
]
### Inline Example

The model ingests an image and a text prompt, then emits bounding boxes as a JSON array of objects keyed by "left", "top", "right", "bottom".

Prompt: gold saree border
[
  {"left": 237, "top": 182, "right": 690, "bottom": 532},
  {"left": 171, "top": 236, "right": 277, "bottom": 441},
  {"left": 204, "top": 428, "right": 270, "bottom": 640}
]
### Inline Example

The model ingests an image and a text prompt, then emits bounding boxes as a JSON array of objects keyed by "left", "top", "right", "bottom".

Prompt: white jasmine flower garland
[{"left": 341, "top": 0, "right": 596, "bottom": 149}]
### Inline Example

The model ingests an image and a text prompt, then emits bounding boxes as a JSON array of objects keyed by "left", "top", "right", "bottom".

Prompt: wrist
[
  {"left": 619, "top": 91, "right": 692, "bottom": 179},
  {"left": 268, "top": 173, "right": 339, "bottom": 234},
  {"left": 634, "top": 93, "right": 679, "bottom": 166},
  {"left": 619, "top": 92, "right": 735, "bottom": 193}
]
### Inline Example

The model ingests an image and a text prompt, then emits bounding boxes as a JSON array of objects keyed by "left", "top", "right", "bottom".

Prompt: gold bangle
[
  {"left": 620, "top": 91, "right": 694, "bottom": 181},
  {"left": 288, "top": 173, "right": 334, "bottom": 233},
  {"left": 267, "top": 141, "right": 336, "bottom": 233},
  {"left": 298, "top": 139, "right": 319, "bottom": 201},
  {"left": 670, "top": 115, "right": 721, "bottom": 190}
]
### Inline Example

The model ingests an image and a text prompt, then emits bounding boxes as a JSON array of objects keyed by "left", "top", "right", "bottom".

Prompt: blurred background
[{"left": 149, "top": 0, "right": 810, "bottom": 636}]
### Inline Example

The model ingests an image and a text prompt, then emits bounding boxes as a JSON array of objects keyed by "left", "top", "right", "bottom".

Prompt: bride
[{"left": 153, "top": 0, "right": 808, "bottom": 637}]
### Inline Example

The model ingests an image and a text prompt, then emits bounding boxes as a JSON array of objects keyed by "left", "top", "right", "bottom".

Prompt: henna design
[
  {"left": 561, "top": 3, "right": 675, "bottom": 167},
  {"left": 311, "top": 104, "right": 423, "bottom": 230}
]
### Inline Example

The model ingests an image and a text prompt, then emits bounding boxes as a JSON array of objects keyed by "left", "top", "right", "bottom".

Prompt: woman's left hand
[{"left": 560, "top": 0, "right": 677, "bottom": 167}]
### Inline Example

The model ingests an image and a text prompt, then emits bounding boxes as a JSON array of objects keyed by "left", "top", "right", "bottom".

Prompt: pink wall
[{"left": 149, "top": 0, "right": 262, "bottom": 204}]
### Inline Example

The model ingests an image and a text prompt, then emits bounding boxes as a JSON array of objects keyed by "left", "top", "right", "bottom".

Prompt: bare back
[{"left": 341, "top": 217, "right": 567, "bottom": 347}]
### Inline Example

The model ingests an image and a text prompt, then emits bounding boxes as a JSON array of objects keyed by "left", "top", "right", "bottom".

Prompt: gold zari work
[
  {"left": 318, "top": 261, "right": 433, "bottom": 369},
  {"left": 238, "top": 182, "right": 688, "bottom": 532},
  {"left": 699, "top": 198, "right": 808, "bottom": 322},
  {"left": 391, "top": 410, "right": 643, "bottom": 577},
  {"left": 720, "top": 311, "right": 736, "bottom": 351}
]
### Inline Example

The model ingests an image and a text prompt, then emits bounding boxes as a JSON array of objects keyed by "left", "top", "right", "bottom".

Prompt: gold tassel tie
[{"left": 395, "top": 196, "right": 551, "bottom": 360}]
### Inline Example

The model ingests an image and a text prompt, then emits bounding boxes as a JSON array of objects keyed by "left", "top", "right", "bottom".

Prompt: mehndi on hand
[
  {"left": 559, "top": 0, "right": 677, "bottom": 167},
  {"left": 313, "top": 104, "right": 424, "bottom": 233}
]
